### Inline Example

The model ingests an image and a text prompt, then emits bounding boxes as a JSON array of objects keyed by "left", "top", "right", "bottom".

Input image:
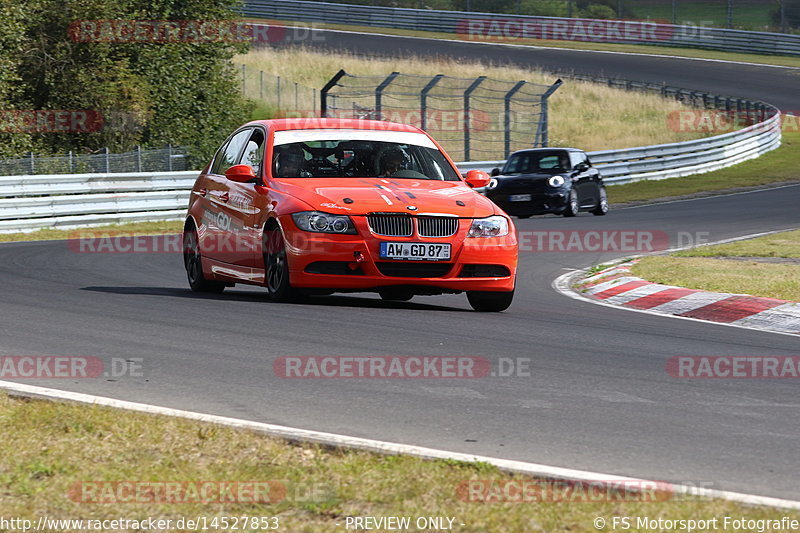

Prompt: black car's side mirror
[
  {"left": 490, "top": 168, "right": 501, "bottom": 177},
  {"left": 575, "top": 162, "right": 590, "bottom": 172}
]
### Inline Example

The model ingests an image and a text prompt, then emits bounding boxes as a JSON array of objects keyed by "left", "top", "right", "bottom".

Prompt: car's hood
[{"left": 274, "top": 178, "right": 497, "bottom": 218}]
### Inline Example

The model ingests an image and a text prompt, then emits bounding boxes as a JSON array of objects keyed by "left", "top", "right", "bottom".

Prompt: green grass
[
  {"left": 675, "top": 229, "right": 800, "bottom": 258},
  {"left": 630, "top": 229, "right": 800, "bottom": 301},
  {"left": 607, "top": 130, "right": 800, "bottom": 205},
  {"left": 0, "top": 220, "right": 183, "bottom": 243},
  {"left": 249, "top": 19, "right": 800, "bottom": 68},
  {"left": 631, "top": 256, "right": 800, "bottom": 301},
  {"left": 2, "top": 391, "right": 798, "bottom": 531}
]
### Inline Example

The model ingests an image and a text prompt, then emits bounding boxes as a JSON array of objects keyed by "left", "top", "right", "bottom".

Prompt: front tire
[
  {"left": 183, "top": 227, "right": 226, "bottom": 293},
  {"left": 563, "top": 190, "right": 579, "bottom": 217},
  {"left": 263, "top": 228, "right": 297, "bottom": 302},
  {"left": 467, "top": 289, "right": 514, "bottom": 312}
]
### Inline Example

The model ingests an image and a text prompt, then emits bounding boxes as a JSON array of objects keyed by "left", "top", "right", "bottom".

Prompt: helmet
[{"left": 379, "top": 147, "right": 410, "bottom": 175}]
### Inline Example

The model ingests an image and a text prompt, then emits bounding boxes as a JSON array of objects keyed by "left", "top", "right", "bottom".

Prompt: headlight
[
  {"left": 292, "top": 212, "right": 357, "bottom": 234},
  {"left": 548, "top": 175, "right": 565, "bottom": 187},
  {"left": 468, "top": 216, "right": 509, "bottom": 238}
]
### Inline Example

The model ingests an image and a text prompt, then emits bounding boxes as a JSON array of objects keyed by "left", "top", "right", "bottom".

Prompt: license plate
[
  {"left": 379, "top": 242, "right": 451, "bottom": 261},
  {"left": 509, "top": 194, "right": 532, "bottom": 202}
]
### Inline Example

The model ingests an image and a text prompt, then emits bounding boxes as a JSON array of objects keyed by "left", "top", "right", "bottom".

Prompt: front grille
[
  {"left": 417, "top": 216, "right": 458, "bottom": 238},
  {"left": 376, "top": 262, "right": 453, "bottom": 278},
  {"left": 367, "top": 215, "right": 412, "bottom": 237}
]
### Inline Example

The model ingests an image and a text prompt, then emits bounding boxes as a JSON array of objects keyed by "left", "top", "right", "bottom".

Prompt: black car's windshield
[
  {"left": 502, "top": 151, "right": 571, "bottom": 175},
  {"left": 272, "top": 139, "right": 460, "bottom": 181}
]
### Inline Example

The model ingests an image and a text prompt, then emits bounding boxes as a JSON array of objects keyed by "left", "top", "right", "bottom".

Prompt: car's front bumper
[
  {"left": 486, "top": 191, "right": 569, "bottom": 216},
  {"left": 281, "top": 215, "right": 518, "bottom": 293}
]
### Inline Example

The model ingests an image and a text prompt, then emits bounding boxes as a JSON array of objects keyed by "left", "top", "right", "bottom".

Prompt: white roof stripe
[{"left": 274, "top": 129, "right": 437, "bottom": 149}]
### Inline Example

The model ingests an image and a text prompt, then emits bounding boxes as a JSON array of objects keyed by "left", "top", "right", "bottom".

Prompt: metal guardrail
[
  {"left": 462, "top": 112, "right": 782, "bottom": 185},
  {"left": 0, "top": 109, "right": 781, "bottom": 233},
  {"left": 241, "top": 0, "right": 800, "bottom": 57}
]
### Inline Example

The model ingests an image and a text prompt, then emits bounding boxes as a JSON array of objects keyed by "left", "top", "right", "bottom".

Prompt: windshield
[
  {"left": 271, "top": 139, "right": 461, "bottom": 181},
  {"left": 502, "top": 151, "right": 571, "bottom": 175}
]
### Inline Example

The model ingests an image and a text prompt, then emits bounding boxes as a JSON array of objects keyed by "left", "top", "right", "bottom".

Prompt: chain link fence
[
  {"left": 239, "top": 64, "right": 320, "bottom": 116},
  {"left": 320, "top": 70, "right": 561, "bottom": 161},
  {"left": 0, "top": 146, "right": 188, "bottom": 176},
  {"left": 297, "top": 0, "right": 798, "bottom": 31}
]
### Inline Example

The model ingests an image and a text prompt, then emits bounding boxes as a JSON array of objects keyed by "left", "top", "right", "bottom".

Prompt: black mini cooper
[{"left": 483, "top": 148, "right": 608, "bottom": 218}]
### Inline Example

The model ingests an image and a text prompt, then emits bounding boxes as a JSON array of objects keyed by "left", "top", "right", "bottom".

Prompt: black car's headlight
[
  {"left": 548, "top": 175, "right": 565, "bottom": 188},
  {"left": 468, "top": 216, "right": 509, "bottom": 238},
  {"left": 292, "top": 212, "right": 357, "bottom": 234}
]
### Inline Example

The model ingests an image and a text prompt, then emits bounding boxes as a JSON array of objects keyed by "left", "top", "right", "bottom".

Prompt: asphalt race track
[{"left": 2, "top": 35, "right": 800, "bottom": 501}]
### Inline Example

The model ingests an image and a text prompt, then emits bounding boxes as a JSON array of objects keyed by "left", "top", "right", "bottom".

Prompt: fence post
[
  {"left": 68, "top": 150, "right": 73, "bottom": 174},
  {"left": 136, "top": 145, "right": 142, "bottom": 172},
  {"left": 671, "top": 0, "right": 677, "bottom": 25},
  {"left": 321, "top": 69, "right": 347, "bottom": 118},
  {"left": 727, "top": 0, "right": 733, "bottom": 28},
  {"left": 536, "top": 79, "right": 563, "bottom": 148},
  {"left": 375, "top": 72, "right": 400, "bottom": 119},
  {"left": 241, "top": 64, "right": 246, "bottom": 96},
  {"left": 504, "top": 81, "right": 527, "bottom": 158},
  {"left": 260, "top": 70, "right": 264, "bottom": 100},
  {"left": 29, "top": 152, "right": 34, "bottom": 175},
  {"left": 277, "top": 76, "right": 281, "bottom": 109},
  {"left": 420, "top": 74, "right": 444, "bottom": 131},
  {"left": 463, "top": 76, "right": 486, "bottom": 161},
  {"left": 167, "top": 145, "right": 173, "bottom": 172},
  {"left": 104, "top": 147, "right": 110, "bottom": 173}
]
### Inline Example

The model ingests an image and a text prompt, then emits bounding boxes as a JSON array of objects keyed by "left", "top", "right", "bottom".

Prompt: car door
[
  {"left": 569, "top": 151, "right": 595, "bottom": 206},
  {"left": 203, "top": 128, "right": 252, "bottom": 264}
]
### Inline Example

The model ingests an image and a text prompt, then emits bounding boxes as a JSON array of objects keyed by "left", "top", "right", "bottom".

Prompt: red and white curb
[{"left": 573, "top": 261, "right": 800, "bottom": 336}]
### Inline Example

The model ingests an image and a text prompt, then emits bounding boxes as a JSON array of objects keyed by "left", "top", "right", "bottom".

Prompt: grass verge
[
  {"left": 0, "top": 221, "right": 184, "bottom": 244},
  {"left": 607, "top": 130, "right": 800, "bottom": 205},
  {"left": 630, "top": 229, "right": 800, "bottom": 301},
  {"left": 1, "top": 391, "right": 798, "bottom": 532},
  {"left": 238, "top": 47, "right": 711, "bottom": 154},
  {"left": 252, "top": 19, "right": 800, "bottom": 69}
]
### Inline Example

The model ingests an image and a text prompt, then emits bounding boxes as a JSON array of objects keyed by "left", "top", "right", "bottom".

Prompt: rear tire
[
  {"left": 263, "top": 227, "right": 297, "bottom": 302},
  {"left": 467, "top": 289, "right": 514, "bottom": 312},
  {"left": 591, "top": 187, "right": 609, "bottom": 216},
  {"left": 183, "top": 227, "right": 226, "bottom": 293},
  {"left": 563, "top": 190, "right": 579, "bottom": 217}
]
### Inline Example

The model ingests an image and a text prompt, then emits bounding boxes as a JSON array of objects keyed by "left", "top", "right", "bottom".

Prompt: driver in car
[
  {"left": 274, "top": 148, "right": 308, "bottom": 178},
  {"left": 379, "top": 148, "right": 410, "bottom": 177}
]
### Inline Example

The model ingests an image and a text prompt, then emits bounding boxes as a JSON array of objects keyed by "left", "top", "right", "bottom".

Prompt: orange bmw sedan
[{"left": 183, "top": 118, "right": 518, "bottom": 311}]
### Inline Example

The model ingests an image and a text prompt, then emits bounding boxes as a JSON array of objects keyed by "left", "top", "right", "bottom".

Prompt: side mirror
[
  {"left": 464, "top": 169, "right": 491, "bottom": 189},
  {"left": 576, "top": 162, "right": 590, "bottom": 172},
  {"left": 490, "top": 168, "right": 501, "bottom": 177},
  {"left": 225, "top": 164, "right": 256, "bottom": 183}
]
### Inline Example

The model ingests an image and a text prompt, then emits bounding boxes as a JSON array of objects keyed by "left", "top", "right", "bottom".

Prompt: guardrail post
[
  {"left": 463, "top": 76, "right": 486, "bottom": 161},
  {"left": 321, "top": 69, "right": 347, "bottom": 118},
  {"left": 375, "top": 72, "right": 400, "bottom": 120},
  {"left": 504, "top": 80, "right": 527, "bottom": 157},
  {"left": 420, "top": 74, "right": 444, "bottom": 132},
  {"left": 535, "top": 79, "right": 563, "bottom": 148}
]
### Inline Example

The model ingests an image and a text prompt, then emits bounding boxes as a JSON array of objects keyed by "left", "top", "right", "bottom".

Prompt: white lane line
[
  {"left": 305, "top": 27, "right": 800, "bottom": 70},
  {"left": 1, "top": 380, "right": 799, "bottom": 509}
]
